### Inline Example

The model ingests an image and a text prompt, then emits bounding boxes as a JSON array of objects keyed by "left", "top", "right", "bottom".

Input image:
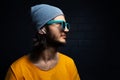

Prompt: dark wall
[{"left": 0, "top": 0, "right": 119, "bottom": 80}]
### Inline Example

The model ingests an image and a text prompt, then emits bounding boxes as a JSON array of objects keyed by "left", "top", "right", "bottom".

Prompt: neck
[
  {"left": 40, "top": 46, "right": 58, "bottom": 62},
  {"left": 29, "top": 45, "right": 59, "bottom": 63}
]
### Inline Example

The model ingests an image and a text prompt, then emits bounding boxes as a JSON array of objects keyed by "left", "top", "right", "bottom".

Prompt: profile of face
[{"left": 39, "top": 15, "right": 69, "bottom": 45}]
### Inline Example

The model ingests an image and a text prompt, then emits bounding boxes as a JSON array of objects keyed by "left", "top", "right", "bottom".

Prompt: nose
[{"left": 64, "top": 26, "right": 69, "bottom": 32}]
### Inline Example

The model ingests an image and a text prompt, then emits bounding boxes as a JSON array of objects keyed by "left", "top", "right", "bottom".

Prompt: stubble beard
[{"left": 46, "top": 36, "right": 67, "bottom": 47}]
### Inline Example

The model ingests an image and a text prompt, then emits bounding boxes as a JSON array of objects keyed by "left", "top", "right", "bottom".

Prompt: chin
[
  {"left": 59, "top": 38, "right": 67, "bottom": 43},
  {"left": 60, "top": 41, "right": 66, "bottom": 44},
  {"left": 58, "top": 39, "right": 67, "bottom": 45},
  {"left": 53, "top": 39, "right": 67, "bottom": 47}
]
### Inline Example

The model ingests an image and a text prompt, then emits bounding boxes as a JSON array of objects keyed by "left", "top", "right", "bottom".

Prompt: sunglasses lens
[
  {"left": 66, "top": 23, "right": 70, "bottom": 30},
  {"left": 62, "top": 22, "right": 65, "bottom": 29},
  {"left": 61, "top": 22, "right": 70, "bottom": 30}
]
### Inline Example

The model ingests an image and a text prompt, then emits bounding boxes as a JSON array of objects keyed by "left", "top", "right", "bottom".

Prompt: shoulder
[
  {"left": 59, "top": 52, "right": 78, "bottom": 72},
  {"left": 59, "top": 52, "right": 75, "bottom": 64},
  {"left": 7, "top": 55, "right": 29, "bottom": 77},
  {"left": 59, "top": 52, "right": 73, "bottom": 60},
  {"left": 10, "top": 55, "right": 28, "bottom": 69}
]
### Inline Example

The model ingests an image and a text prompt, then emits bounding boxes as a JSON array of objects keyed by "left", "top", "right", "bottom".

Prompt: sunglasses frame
[{"left": 46, "top": 20, "right": 70, "bottom": 30}]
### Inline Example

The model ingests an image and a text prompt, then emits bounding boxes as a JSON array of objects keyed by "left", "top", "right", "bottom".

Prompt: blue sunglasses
[{"left": 46, "top": 20, "right": 70, "bottom": 30}]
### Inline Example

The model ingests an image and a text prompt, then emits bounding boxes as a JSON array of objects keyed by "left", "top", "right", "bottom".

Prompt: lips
[
  {"left": 61, "top": 35, "right": 66, "bottom": 39},
  {"left": 61, "top": 33, "right": 67, "bottom": 39},
  {"left": 62, "top": 36, "right": 66, "bottom": 39}
]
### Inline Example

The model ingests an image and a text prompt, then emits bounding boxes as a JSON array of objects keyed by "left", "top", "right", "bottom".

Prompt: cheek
[
  {"left": 52, "top": 30, "right": 61, "bottom": 39},
  {"left": 48, "top": 28, "right": 61, "bottom": 39}
]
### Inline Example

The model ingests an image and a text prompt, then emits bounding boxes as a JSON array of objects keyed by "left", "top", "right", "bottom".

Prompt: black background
[{"left": 0, "top": 0, "right": 119, "bottom": 80}]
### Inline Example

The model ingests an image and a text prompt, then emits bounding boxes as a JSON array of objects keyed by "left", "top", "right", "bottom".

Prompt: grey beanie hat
[{"left": 31, "top": 4, "right": 64, "bottom": 30}]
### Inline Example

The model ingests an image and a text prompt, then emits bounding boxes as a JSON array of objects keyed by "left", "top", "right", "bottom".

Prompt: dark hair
[
  {"left": 32, "top": 32, "right": 47, "bottom": 52},
  {"left": 28, "top": 18, "right": 48, "bottom": 60},
  {"left": 29, "top": 30, "right": 47, "bottom": 62}
]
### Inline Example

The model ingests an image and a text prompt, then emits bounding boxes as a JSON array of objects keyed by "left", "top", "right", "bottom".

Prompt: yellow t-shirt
[{"left": 5, "top": 53, "right": 80, "bottom": 80}]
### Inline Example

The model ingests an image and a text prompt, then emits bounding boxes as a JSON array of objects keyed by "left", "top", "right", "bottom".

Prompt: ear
[{"left": 38, "top": 27, "right": 46, "bottom": 34}]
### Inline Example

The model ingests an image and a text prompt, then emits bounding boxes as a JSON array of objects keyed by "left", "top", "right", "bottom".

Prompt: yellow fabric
[{"left": 5, "top": 53, "right": 80, "bottom": 80}]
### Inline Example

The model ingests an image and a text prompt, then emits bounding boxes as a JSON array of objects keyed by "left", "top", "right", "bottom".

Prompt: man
[{"left": 5, "top": 4, "right": 80, "bottom": 80}]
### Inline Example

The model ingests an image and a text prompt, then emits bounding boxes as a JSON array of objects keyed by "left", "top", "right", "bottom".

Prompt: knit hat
[{"left": 31, "top": 4, "right": 64, "bottom": 30}]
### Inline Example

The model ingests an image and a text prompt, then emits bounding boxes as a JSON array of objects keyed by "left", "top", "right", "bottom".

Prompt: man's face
[{"left": 46, "top": 15, "right": 69, "bottom": 45}]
